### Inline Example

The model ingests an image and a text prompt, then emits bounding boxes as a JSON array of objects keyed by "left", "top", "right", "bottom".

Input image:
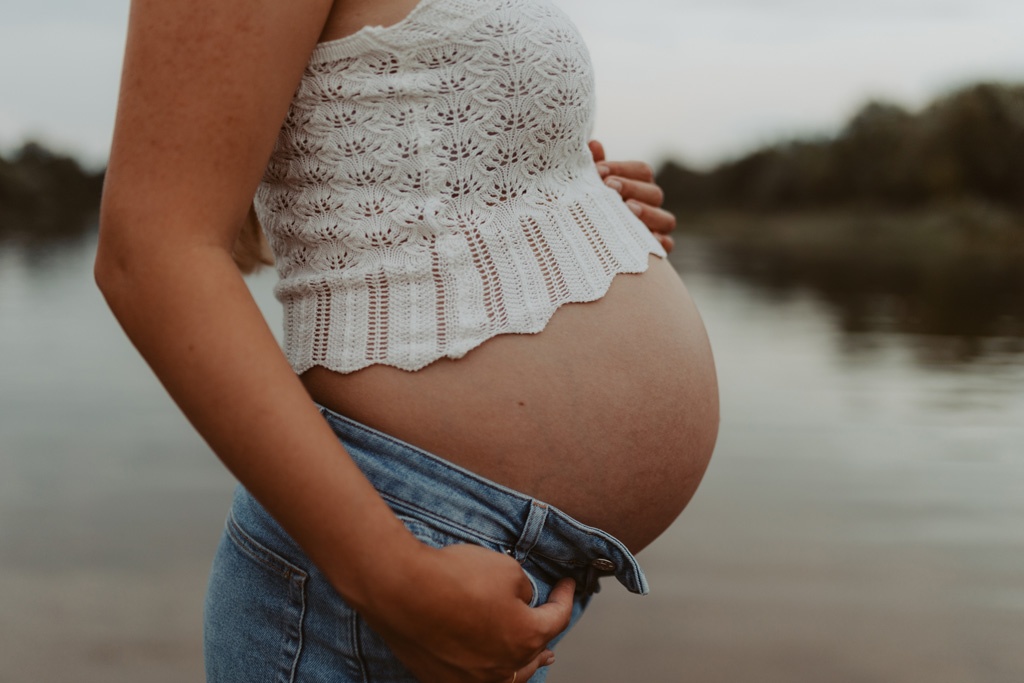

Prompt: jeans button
[{"left": 591, "top": 558, "right": 616, "bottom": 572}]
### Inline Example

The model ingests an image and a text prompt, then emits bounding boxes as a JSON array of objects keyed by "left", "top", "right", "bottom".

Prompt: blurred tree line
[
  {"left": 0, "top": 142, "right": 104, "bottom": 242},
  {"left": 655, "top": 82, "right": 1024, "bottom": 359},
  {"left": 658, "top": 82, "right": 1024, "bottom": 216},
  {"left": 3, "top": 81, "right": 1022, "bottom": 244}
]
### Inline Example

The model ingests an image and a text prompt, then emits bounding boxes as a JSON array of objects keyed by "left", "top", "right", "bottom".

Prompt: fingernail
[
  {"left": 596, "top": 163, "right": 609, "bottom": 177},
  {"left": 605, "top": 178, "right": 622, "bottom": 192},
  {"left": 627, "top": 200, "right": 643, "bottom": 216},
  {"left": 544, "top": 654, "right": 556, "bottom": 666}
]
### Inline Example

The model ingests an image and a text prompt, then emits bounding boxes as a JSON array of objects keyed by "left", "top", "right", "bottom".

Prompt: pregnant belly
[{"left": 300, "top": 254, "right": 720, "bottom": 553}]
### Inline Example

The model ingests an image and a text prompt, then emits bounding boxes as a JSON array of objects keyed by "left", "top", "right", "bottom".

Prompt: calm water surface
[{"left": 1, "top": 233, "right": 1022, "bottom": 682}]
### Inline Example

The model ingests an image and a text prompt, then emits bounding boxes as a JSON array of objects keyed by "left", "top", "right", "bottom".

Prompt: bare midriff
[{"left": 299, "top": 254, "right": 719, "bottom": 553}]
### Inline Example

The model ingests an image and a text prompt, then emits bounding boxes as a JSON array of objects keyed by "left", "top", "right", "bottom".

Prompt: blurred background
[{"left": 1, "top": 0, "right": 1022, "bottom": 681}]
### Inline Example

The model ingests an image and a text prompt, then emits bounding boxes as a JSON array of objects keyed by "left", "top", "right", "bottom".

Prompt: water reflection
[
  {"left": 6, "top": 225, "right": 1024, "bottom": 368},
  {"left": 701, "top": 234, "right": 1024, "bottom": 366},
  {"left": 0, "top": 227, "right": 98, "bottom": 277},
  {"left": 2, "top": 232, "right": 1022, "bottom": 682}
]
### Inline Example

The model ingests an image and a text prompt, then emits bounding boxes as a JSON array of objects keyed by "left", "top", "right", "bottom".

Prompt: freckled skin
[
  {"left": 103, "top": 0, "right": 651, "bottom": 677},
  {"left": 302, "top": 255, "right": 720, "bottom": 553}
]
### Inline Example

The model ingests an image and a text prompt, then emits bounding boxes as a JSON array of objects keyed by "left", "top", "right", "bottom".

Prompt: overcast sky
[{"left": 1, "top": 0, "right": 1022, "bottom": 169}]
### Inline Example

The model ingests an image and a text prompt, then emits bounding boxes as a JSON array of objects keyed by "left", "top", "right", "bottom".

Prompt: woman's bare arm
[{"left": 95, "top": 1, "right": 571, "bottom": 681}]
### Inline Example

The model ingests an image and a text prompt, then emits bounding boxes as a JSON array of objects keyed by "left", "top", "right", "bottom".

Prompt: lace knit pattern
[{"left": 256, "top": 0, "right": 667, "bottom": 373}]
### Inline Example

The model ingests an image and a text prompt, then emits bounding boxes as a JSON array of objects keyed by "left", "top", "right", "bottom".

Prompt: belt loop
[{"left": 513, "top": 501, "right": 549, "bottom": 562}]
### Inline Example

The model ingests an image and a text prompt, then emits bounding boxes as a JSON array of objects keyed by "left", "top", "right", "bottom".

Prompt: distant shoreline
[
  {"left": 3, "top": 81, "right": 1022, "bottom": 252},
  {"left": 675, "top": 202, "right": 1024, "bottom": 260},
  {"left": 0, "top": 142, "right": 103, "bottom": 242},
  {"left": 672, "top": 206, "right": 1024, "bottom": 352},
  {"left": 657, "top": 81, "right": 1024, "bottom": 246}
]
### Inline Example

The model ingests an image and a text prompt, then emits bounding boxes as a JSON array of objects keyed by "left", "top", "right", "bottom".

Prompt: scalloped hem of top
[{"left": 288, "top": 246, "right": 667, "bottom": 376}]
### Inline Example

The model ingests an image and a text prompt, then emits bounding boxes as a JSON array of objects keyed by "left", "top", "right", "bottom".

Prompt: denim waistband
[{"left": 315, "top": 402, "right": 649, "bottom": 596}]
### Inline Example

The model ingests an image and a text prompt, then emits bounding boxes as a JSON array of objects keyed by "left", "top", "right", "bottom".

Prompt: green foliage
[
  {"left": 659, "top": 82, "right": 1024, "bottom": 215},
  {"left": 0, "top": 142, "right": 104, "bottom": 241}
]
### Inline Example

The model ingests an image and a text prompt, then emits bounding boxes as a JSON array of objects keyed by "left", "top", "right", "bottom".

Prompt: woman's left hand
[{"left": 589, "top": 140, "right": 677, "bottom": 253}]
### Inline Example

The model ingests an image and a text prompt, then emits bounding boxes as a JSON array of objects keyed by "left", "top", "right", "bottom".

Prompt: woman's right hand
[
  {"left": 99, "top": 3, "right": 574, "bottom": 680},
  {"left": 361, "top": 542, "right": 576, "bottom": 683}
]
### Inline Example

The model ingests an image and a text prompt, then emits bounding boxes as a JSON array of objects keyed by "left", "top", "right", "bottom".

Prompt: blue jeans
[{"left": 204, "top": 402, "right": 648, "bottom": 682}]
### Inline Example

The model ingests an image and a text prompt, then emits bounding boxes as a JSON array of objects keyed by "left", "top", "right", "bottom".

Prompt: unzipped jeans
[{"left": 203, "top": 402, "right": 648, "bottom": 682}]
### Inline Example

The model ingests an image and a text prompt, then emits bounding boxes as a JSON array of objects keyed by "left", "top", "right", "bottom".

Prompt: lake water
[{"left": 1, "top": 232, "right": 1022, "bottom": 682}]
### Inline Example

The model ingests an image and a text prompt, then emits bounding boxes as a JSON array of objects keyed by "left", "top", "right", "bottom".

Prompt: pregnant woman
[{"left": 95, "top": 0, "right": 719, "bottom": 681}]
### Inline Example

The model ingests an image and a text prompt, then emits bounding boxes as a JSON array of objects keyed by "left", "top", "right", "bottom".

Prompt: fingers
[
  {"left": 530, "top": 577, "right": 575, "bottom": 638},
  {"left": 505, "top": 579, "right": 573, "bottom": 682},
  {"left": 515, "top": 568, "right": 535, "bottom": 605},
  {"left": 604, "top": 176, "right": 665, "bottom": 208},
  {"left": 588, "top": 140, "right": 654, "bottom": 184},
  {"left": 626, "top": 200, "right": 677, "bottom": 236},
  {"left": 596, "top": 159, "right": 655, "bottom": 183},
  {"left": 511, "top": 649, "right": 557, "bottom": 683}
]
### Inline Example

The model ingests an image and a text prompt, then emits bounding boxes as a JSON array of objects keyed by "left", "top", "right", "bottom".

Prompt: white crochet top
[{"left": 256, "top": 0, "right": 666, "bottom": 373}]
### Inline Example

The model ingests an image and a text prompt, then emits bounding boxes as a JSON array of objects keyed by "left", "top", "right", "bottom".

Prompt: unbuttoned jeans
[{"left": 203, "top": 403, "right": 648, "bottom": 682}]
